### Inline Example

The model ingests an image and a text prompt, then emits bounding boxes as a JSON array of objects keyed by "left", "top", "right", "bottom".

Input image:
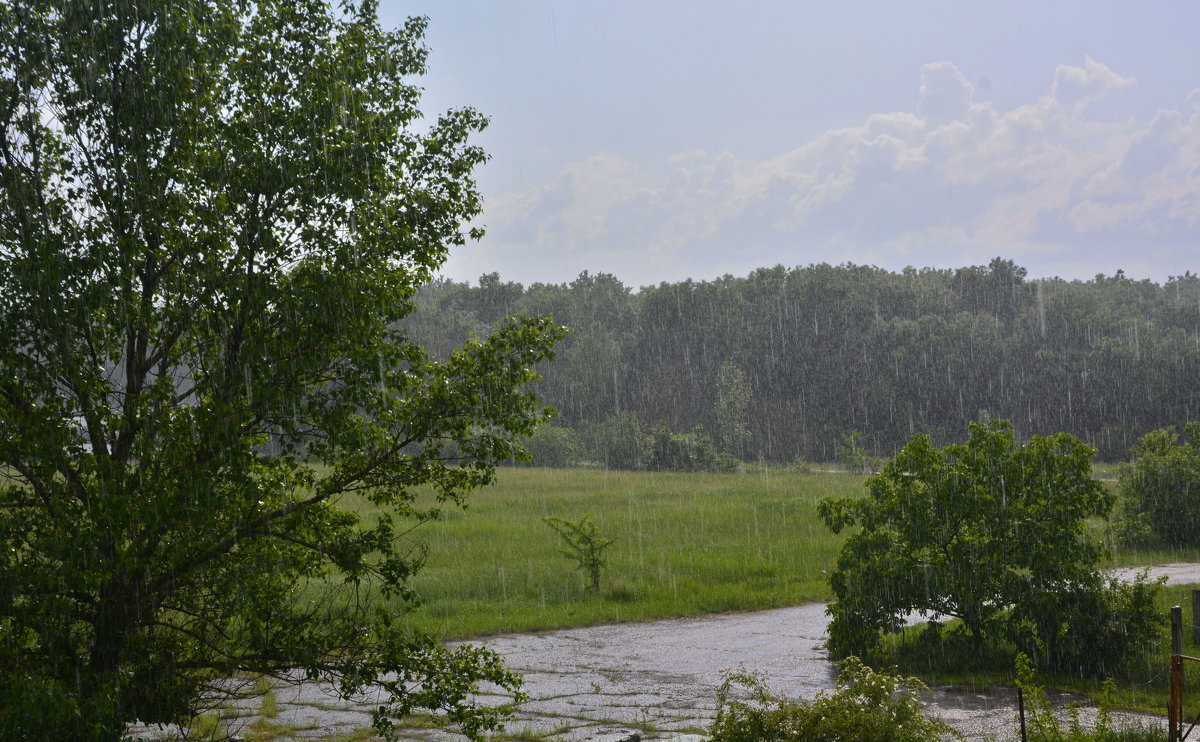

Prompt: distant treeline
[{"left": 402, "top": 258, "right": 1200, "bottom": 461}]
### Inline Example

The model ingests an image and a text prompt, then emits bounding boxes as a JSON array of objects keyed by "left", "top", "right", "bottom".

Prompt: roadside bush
[
  {"left": 709, "top": 658, "right": 960, "bottom": 742},
  {"left": 820, "top": 419, "right": 1160, "bottom": 678},
  {"left": 519, "top": 425, "right": 584, "bottom": 467},
  {"left": 1005, "top": 572, "right": 1163, "bottom": 677},
  {"left": 1117, "top": 423, "right": 1200, "bottom": 548}
]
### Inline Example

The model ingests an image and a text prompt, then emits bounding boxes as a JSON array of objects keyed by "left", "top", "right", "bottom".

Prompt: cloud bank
[{"left": 460, "top": 58, "right": 1199, "bottom": 285}]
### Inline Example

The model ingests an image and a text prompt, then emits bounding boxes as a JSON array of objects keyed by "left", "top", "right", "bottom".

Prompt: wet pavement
[{"left": 129, "top": 563, "right": 1200, "bottom": 741}]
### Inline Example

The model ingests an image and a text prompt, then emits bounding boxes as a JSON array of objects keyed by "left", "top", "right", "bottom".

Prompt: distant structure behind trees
[{"left": 407, "top": 259, "right": 1200, "bottom": 464}]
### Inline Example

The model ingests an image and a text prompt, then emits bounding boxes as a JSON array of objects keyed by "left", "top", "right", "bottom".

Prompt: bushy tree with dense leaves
[
  {"left": 0, "top": 2, "right": 562, "bottom": 739},
  {"left": 820, "top": 419, "right": 1158, "bottom": 674}
]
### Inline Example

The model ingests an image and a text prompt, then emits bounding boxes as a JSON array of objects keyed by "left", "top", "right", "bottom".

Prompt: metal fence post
[
  {"left": 1172, "top": 605, "right": 1184, "bottom": 742},
  {"left": 1017, "top": 686, "right": 1027, "bottom": 742}
]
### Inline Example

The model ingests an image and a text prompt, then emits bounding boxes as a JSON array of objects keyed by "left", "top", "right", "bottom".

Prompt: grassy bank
[{"left": 336, "top": 464, "right": 1200, "bottom": 722}]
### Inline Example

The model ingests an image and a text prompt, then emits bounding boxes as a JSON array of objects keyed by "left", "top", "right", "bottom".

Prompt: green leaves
[
  {"left": 821, "top": 419, "right": 1127, "bottom": 670},
  {"left": 1118, "top": 422, "right": 1200, "bottom": 547},
  {"left": 0, "top": 2, "right": 559, "bottom": 739},
  {"left": 543, "top": 515, "right": 615, "bottom": 594},
  {"left": 710, "top": 658, "right": 961, "bottom": 742}
]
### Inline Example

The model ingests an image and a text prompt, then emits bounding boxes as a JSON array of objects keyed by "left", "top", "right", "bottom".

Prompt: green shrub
[
  {"left": 709, "top": 657, "right": 961, "bottom": 742},
  {"left": 519, "top": 425, "right": 584, "bottom": 468},
  {"left": 835, "top": 430, "right": 883, "bottom": 474},
  {"left": 714, "top": 451, "right": 741, "bottom": 473},
  {"left": 1005, "top": 572, "right": 1163, "bottom": 677},
  {"left": 789, "top": 456, "right": 813, "bottom": 474},
  {"left": 1117, "top": 423, "right": 1200, "bottom": 548},
  {"left": 645, "top": 425, "right": 723, "bottom": 472},
  {"left": 584, "top": 412, "right": 647, "bottom": 470}
]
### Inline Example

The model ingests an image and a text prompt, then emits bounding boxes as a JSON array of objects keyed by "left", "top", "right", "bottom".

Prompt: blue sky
[{"left": 377, "top": 1, "right": 1200, "bottom": 287}]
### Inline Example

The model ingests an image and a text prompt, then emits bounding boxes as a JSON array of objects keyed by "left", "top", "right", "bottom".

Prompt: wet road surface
[{"left": 130, "top": 563, "right": 1199, "bottom": 740}]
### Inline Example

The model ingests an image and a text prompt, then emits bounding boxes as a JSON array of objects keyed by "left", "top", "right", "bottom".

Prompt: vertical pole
[
  {"left": 1175, "top": 603, "right": 1185, "bottom": 658},
  {"left": 1192, "top": 589, "right": 1200, "bottom": 646},
  {"left": 1172, "top": 605, "right": 1184, "bottom": 742},
  {"left": 1017, "top": 686, "right": 1028, "bottom": 742}
]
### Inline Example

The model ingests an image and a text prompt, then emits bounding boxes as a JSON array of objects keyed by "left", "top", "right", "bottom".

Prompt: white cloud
[
  {"left": 1052, "top": 56, "right": 1135, "bottom": 114},
  {"left": 471, "top": 58, "right": 1198, "bottom": 285},
  {"left": 917, "top": 61, "right": 975, "bottom": 127}
]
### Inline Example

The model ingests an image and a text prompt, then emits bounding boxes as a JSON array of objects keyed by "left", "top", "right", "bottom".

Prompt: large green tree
[
  {"left": 819, "top": 419, "right": 1158, "bottom": 675},
  {"left": 0, "top": 2, "right": 562, "bottom": 740}
]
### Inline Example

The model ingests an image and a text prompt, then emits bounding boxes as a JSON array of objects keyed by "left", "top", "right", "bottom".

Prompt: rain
[{"left": 2, "top": 2, "right": 1200, "bottom": 742}]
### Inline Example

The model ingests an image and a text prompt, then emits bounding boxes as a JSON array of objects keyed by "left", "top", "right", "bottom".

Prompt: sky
[{"left": 377, "top": 1, "right": 1200, "bottom": 288}]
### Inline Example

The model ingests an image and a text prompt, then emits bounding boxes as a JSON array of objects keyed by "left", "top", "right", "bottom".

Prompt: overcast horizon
[{"left": 379, "top": 1, "right": 1200, "bottom": 288}]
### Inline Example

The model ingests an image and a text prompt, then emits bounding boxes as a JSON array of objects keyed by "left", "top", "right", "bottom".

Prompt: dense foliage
[
  {"left": 518, "top": 425, "right": 585, "bottom": 468},
  {"left": 709, "top": 659, "right": 960, "bottom": 742},
  {"left": 404, "top": 261, "right": 1200, "bottom": 462},
  {"left": 0, "top": 2, "right": 561, "bottom": 740},
  {"left": 1117, "top": 423, "right": 1200, "bottom": 547},
  {"left": 819, "top": 420, "right": 1160, "bottom": 676}
]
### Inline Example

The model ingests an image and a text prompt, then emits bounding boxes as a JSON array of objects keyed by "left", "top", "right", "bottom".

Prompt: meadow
[
  {"left": 348, "top": 466, "right": 1200, "bottom": 641},
  {"left": 384, "top": 466, "right": 860, "bottom": 639}
]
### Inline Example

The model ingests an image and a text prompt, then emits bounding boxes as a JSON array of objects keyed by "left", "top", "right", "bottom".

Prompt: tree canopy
[
  {"left": 0, "top": 2, "right": 562, "bottom": 739},
  {"left": 1118, "top": 422, "right": 1200, "bottom": 547},
  {"left": 819, "top": 420, "right": 1158, "bottom": 675},
  {"left": 404, "top": 262, "right": 1200, "bottom": 464}
]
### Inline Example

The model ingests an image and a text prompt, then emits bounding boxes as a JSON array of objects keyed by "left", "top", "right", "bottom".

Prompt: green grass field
[
  {"left": 383, "top": 467, "right": 861, "bottom": 639},
  {"left": 349, "top": 465, "right": 1200, "bottom": 642}
]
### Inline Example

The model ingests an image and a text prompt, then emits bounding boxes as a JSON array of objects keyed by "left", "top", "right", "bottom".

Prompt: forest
[{"left": 404, "top": 258, "right": 1200, "bottom": 463}]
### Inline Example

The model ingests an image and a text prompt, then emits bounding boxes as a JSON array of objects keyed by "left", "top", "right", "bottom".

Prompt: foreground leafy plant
[
  {"left": 0, "top": 2, "right": 562, "bottom": 740},
  {"left": 710, "top": 657, "right": 961, "bottom": 742},
  {"left": 1010, "top": 653, "right": 1165, "bottom": 742}
]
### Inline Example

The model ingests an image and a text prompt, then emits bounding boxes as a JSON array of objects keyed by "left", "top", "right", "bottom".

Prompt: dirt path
[{"left": 131, "top": 563, "right": 1199, "bottom": 741}]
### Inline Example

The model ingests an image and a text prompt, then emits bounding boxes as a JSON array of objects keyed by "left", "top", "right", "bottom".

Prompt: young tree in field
[
  {"left": 819, "top": 419, "right": 1159, "bottom": 675},
  {"left": 0, "top": 2, "right": 563, "bottom": 740},
  {"left": 543, "top": 516, "right": 616, "bottom": 595}
]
